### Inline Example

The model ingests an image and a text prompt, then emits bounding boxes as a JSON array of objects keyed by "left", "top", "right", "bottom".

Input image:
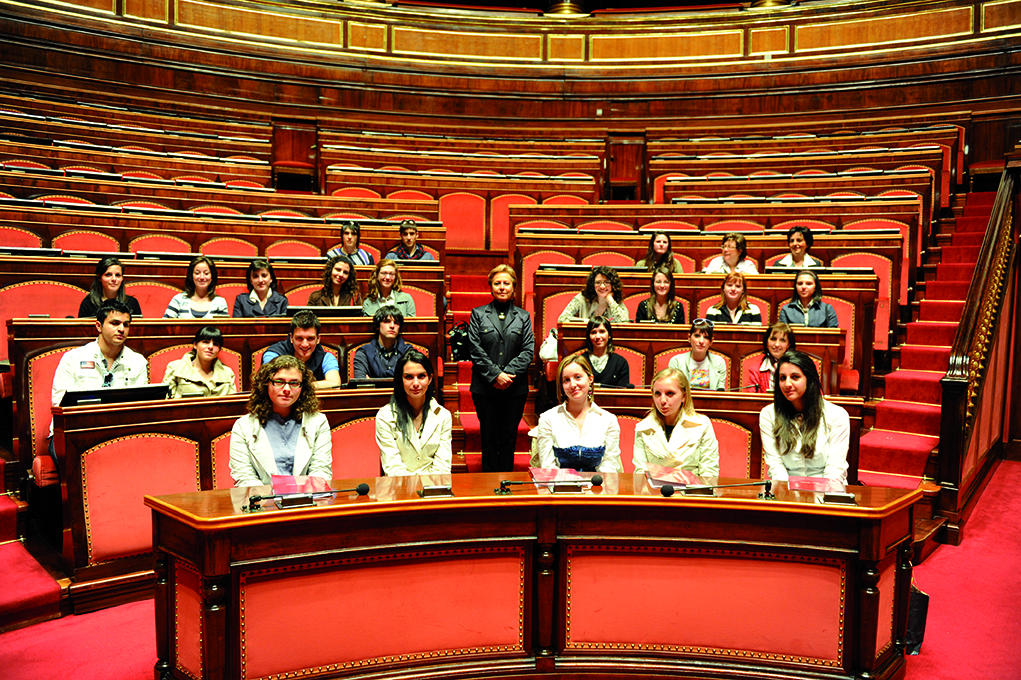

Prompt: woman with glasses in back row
[{"left": 228, "top": 355, "right": 332, "bottom": 487}]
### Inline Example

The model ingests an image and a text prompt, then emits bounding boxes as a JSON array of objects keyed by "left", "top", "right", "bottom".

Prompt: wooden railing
[{"left": 937, "top": 157, "right": 1018, "bottom": 544}]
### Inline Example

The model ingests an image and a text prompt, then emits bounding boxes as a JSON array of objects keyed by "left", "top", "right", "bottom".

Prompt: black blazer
[
  {"left": 232, "top": 290, "right": 289, "bottom": 318},
  {"left": 635, "top": 299, "right": 685, "bottom": 324},
  {"left": 588, "top": 352, "right": 631, "bottom": 388},
  {"left": 468, "top": 301, "right": 534, "bottom": 397}
]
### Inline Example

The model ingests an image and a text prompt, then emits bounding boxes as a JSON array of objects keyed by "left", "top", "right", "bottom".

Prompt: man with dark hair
[
  {"left": 385, "top": 219, "right": 436, "bottom": 261},
  {"left": 45, "top": 300, "right": 149, "bottom": 481},
  {"left": 353, "top": 305, "right": 410, "bottom": 379},
  {"left": 262, "top": 309, "right": 341, "bottom": 388}
]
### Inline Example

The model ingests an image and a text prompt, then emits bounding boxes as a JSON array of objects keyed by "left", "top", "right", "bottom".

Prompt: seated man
[
  {"left": 46, "top": 300, "right": 149, "bottom": 479},
  {"left": 353, "top": 305, "right": 410, "bottom": 380},
  {"left": 385, "top": 219, "right": 436, "bottom": 261},
  {"left": 262, "top": 310, "right": 341, "bottom": 389}
]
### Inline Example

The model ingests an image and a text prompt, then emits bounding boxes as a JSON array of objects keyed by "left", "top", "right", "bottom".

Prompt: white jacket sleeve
[
  {"left": 758, "top": 406, "right": 788, "bottom": 482},
  {"left": 535, "top": 411, "right": 559, "bottom": 469},
  {"left": 821, "top": 402, "right": 850, "bottom": 484},
  {"left": 376, "top": 405, "right": 412, "bottom": 476},
  {"left": 425, "top": 408, "right": 453, "bottom": 475},
  {"left": 229, "top": 417, "right": 265, "bottom": 487},
  {"left": 697, "top": 419, "right": 720, "bottom": 477},
  {"left": 305, "top": 414, "right": 334, "bottom": 482},
  {"left": 632, "top": 422, "right": 650, "bottom": 475}
]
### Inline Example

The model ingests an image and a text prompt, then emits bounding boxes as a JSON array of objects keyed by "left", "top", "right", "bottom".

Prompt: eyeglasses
[
  {"left": 594, "top": 280, "right": 612, "bottom": 288},
  {"left": 269, "top": 379, "right": 302, "bottom": 388}
]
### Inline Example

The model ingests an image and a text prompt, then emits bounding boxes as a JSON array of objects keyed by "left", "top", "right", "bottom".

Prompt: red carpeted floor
[{"left": 905, "top": 459, "right": 1021, "bottom": 679}]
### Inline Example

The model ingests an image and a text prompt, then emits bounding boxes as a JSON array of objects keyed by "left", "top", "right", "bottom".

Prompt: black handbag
[{"left": 448, "top": 321, "right": 471, "bottom": 361}]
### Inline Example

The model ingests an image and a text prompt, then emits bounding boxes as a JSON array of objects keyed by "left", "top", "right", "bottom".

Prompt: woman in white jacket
[
  {"left": 229, "top": 355, "right": 332, "bottom": 487},
  {"left": 375, "top": 350, "right": 452, "bottom": 476},
  {"left": 633, "top": 367, "right": 719, "bottom": 477}
]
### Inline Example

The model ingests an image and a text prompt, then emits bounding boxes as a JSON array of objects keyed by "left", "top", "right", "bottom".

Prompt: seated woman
[
  {"left": 746, "top": 322, "right": 795, "bottom": 394},
  {"left": 558, "top": 265, "right": 628, "bottom": 324},
  {"left": 635, "top": 265, "right": 686, "bottom": 324},
  {"left": 78, "top": 257, "right": 142, "bottom": 318},
  {"left": 326, "top": 220, "right": 374, "bottom": 265},
  {"left": 164, "top": 255, "right": 230, "bottom": 319},
  {"left": 162, "top": 326, "right": 237, "bottom": 398},
  {"left": 353, "top": 305, "right": 410, "bottom": 380},
  {"left": 636, "top": 231, "right": 684, "bottom": 273},
  {"left": 536, "top": 353, "right": 622, "bottom": 473},
  {"left": 632, "top": 367, "right": 719, "bottom": 476},
  {"left": 759, "top": 350, "right": 849, "bottom": 484},
  {"left": 583, "top": 316, "right": 630, "bottom": 388},
  {"left": 307, "top": 254, "right": 361, "bottom": 307},
  {"left": 229, "top": 355, "right": 332, "bottom": 487},
  {"left": 775, "top": 225, "right": 823, "bottom": 269},
  {"left": 705, "top": 272, "right": 762, "bottom": 324},
  {"left": 361, "top": 258, "right": 416, "bottom": 317},
  {"left": 232, "top": 259, "right": 289, "bottom": 317},
  {"left": 668, "top": 319, "right": 726, "bottom": 391},
  {"left": 703, "top": 232, "right": 758, "bottom": 275},
  {"left": 375, "top": 351, "right": 452, "bottom": 476},
  {"left": 778, "top": 270, "right": 839, "bottom": 328}
]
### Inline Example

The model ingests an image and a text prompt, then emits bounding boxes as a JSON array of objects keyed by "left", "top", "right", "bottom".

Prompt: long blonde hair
[{"left": 648, "top": 367, "right": 696, "bottom": 428}]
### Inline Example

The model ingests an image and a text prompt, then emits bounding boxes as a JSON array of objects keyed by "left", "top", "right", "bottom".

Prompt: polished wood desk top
[{"left": 146, "top": 472, "right": 922, "bottom": 530}]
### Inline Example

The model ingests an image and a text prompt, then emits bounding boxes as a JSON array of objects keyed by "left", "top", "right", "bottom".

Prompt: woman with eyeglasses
[
  {"left": 558, "top": 266, "right": 628, "bottom": 324},
  {"left": 361, "top": 258, "right": 416, "bottom": 317},
  {"left": 668, "top": 318, "right": 726, "bottom": 391},
  {"left": 703, "top": 232, "right": 758, "bottom": 275},
  {"left": 375, "top": 351, "right": 451, "bottom": 476},
  {"left": 229, "top": 355, "right": 332, "bottom": 487}
]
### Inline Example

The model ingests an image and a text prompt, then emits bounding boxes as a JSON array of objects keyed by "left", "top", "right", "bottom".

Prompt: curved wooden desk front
[{"left": 147, "top": 474, "right": 919, "bottom": 680}]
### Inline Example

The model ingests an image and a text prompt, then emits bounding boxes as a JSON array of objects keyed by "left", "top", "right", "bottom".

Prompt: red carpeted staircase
[
  {"left": 0, "top": 483, "right": 61, "bottom": 631},
  {"left": 858, "top": 192, "right": 995, "bottom": 488}
]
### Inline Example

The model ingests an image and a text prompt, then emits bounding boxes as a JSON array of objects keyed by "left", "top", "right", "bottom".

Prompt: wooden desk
[
  {"left": 52, "top": 389, "right": 392, "bottom": 611},
  {"left": 147, "top": 472, "right": 919, "bottom": 680}
]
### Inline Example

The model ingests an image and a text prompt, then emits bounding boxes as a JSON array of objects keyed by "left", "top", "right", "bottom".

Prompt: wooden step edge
[{"left": 912, "top": 516, "right": 947, "bottom": 566}]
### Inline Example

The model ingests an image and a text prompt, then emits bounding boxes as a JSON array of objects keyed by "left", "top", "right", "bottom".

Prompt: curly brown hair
[
  {"left": 582, "top": 266, "right": 623, "bottom": 305},
  {"left": 247, "top": 355, "right": 320, "bottom": 425}
]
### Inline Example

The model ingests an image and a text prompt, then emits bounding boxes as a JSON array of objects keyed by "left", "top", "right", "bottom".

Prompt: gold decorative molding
[
  {"left": 981, "top": 0, "right": 1021, "bottom": 32},
  {"left": 548, "top": 34, "right": 585, "bottom": 62},
  {"left": 590, "top": 30, "right": 743, "bottom": 62},
  {"left": 750, "top": 26, "right": 788, "bottom": 55},
  {"left": 796, "top": 7, "right": 974, "bottom": 52},
  {"left": 349, "top": 21, "right": 387, "bottom": 52},
  {"left": 394, "top": 26, "right": 541, "bottom": 61}
]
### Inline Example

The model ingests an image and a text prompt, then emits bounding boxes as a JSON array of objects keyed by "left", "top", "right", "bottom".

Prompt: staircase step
[
  {"left": 924, "top": 281, "right": 969, "bottom": 300},
  {"left": 0, "top": 494, "right": 16, "bottom": 542},
  {"left": 883, "top": 370, "right": 944, "bottom": 404},
  {"left": 859, "top": 429, "right": 938, "bottom": 477},
  {"left": 906, "top": 321, "right": 958, "bottom": 346},
  {"left": 934, "top": 263, "right": 975, "bottom": 281},
  {"left": 965, "top": 191, "right": 997, "bottom": 207},
  {"left": 919, "top": 299, "right": 965, "bottom": 322},
  {"left": 874, "top": 400, "right": 943, "bottom": 437},
  {"left": 0, "top": 541, "right": 62, "bottom": 630},
  {"left": 940, "top": 245, "right": 981, "bottom": 263},
  {"left": 951, "top": 231, "right": 985, "bottom": 247},
  {"left": 913, "top": 515, "right": 947, "bottom": 565},
  {"left": 899, "top": 345, "right": 951, "bottom": 371},
  {"left": 954, "top": 215, "right": 989, "bottom": 232}
]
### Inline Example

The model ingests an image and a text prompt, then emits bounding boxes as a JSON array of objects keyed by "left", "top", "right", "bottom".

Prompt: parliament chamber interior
[{"left": 0, "top": 0, "right": 1018, "bottom": 679}]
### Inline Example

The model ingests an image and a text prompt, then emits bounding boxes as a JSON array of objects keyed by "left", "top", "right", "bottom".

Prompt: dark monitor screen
[
  {"left": 59, "top": 383, "right": 169, "bottom": 407},
  {"left": 287, "top": 306, "right": 364, "bottom": 318}
]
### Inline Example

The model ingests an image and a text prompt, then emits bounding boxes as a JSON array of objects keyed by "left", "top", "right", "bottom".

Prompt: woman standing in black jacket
[{"left": 468, "top": 264, "right": 535, "bottom": 472}]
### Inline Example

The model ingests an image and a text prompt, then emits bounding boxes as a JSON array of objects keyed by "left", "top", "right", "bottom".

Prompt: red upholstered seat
[
  {"left": 615, "top": 415, "right": 641, "bottom": 474},
  {"left": 704, "top": 219, "right": 763, "bottom": 233},
  {"left": 266, "top": 239, "right": 320, "bottom": 258},
  {"left": 654, "top": 173, "right": 689, "bottom": 204},
  {"left": 124, "top": 281, "right": 182, "bottom": 318},
  {"left": 27, "top": 348, "right": 73, "bottom": 460},
  {"left": 403, "top": 284, "right": 437, "bottom": 318},
  {"left": 581, "top": 251, "right": 635, "bottom": 267},
  {"left": 833, "top": 252, "right": 893, "bottom": 349},
  {"left": 147, "top": 345, "right": 242, "bottom": 393},
  {"left": 440, "top": 192, "right": 486, "bottom": 251},
  {"left": 51, "top": 229, "right": 120, "bottom": 252},
  {"left": 613, "top": 347, "right": 646, "bottom": 388},
  {"left": 491, "top": 193, "right": 537, "bottom": 252},
  {"left": 271, "top": 160, "right": 314, "bottom": 169},
  {"left": 541, "top": 290, "right": 581, "bottom": 344},
  {"left": 0, "top": 225, "right": 42, "bottom": 249},
  {"left": 128, "top": 234, "right": 192, "bottom": 254},
  {"left": 211, "top": 431, "right": 235, "bottom": 489},
  {"left": 710, "top": 418, "right": 753, "bottom": 479},
  {"left": 82, "top": 434, "right": 201, "bottom": 565},
  {"left": 387, "top": 189, "right": 432, "bottom": 201},
  {"left": 0, "top": 281, "right": 86, "bottom": 359},
  {"left": 284, "top": 284, "right": 318, "bottom": 307},
  {"left": 521, "top": 250, "right": 574, "bottom": 316},
  {"left": 192, "top": 205, "right": 242, "bottom": 215},
  {"left": 542, "top": 195, "right": 587, "bottom": 206},
  {"left": 200, "top": 237, "right": 259, "bottom": 257},
  {"left": 639, "top": 220, "right": 699, "bottom": 233},
  {"left": 578, "top": 220, "right": 632, "bottom": 232},
  {"left": 332, "top": 186, "right": 381, "bottom": 198},
  {"left": 331, "top": 417, "right": 384, "bottom": 478}
]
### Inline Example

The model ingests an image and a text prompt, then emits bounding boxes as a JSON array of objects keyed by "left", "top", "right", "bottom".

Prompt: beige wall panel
[
  {"left": 549, "top": 34, "right": 585, "bottom": 62},
  {"left": 750, "top": 27, "right": 788, "bottom": 55},
  {"left": 393, "top": 27, "right": 541, "bottom": 60},
  {"left": 982, "top": 0, "right": 1021, "bottom": 32},
  {"left": 349, "top": 21, "right": 387, "bottom": 52},
  {"left": 590, "top": 30, "right": 742, "bottom": 62},
  {"left": 177, "top": 0, "right": 341, "bottom": 45},
  {"left": 796, "top": 7, "right": 973, "bottom": 52},
  {"left": 124, "top": 0, "right": 167, "bottom": 22}
]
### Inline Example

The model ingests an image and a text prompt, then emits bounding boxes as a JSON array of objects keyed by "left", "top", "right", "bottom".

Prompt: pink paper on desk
[
  {"left": 787, "top": 476, "right": 845, "bottom": 493},
  {"left": 271, "top": 475, "right": 332, "bottom": 495},
  {"left": 644, "top": 464, "right": 701, "bottom": 487},
  {"left": 529, "top": 467, "right": 585, "bottom": 483}
]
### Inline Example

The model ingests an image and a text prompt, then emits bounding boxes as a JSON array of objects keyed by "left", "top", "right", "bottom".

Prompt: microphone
[
  {"left": 248, "top": 483, "right": 370, "bottom": 510},
  {"left": 590, "top": 475, "right": 603, "bottom": 487},
  {"left": 495, "top": 480, "right": 527, "bottom": 494},
  {"left": 723, "top": 383, "right": 758, "bottom": 392},
  {"left": 660, "top": 480, "right": 773, "bottom": 498}
]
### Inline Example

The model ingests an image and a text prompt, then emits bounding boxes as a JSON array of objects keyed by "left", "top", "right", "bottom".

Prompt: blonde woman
[
  {"left": 361, "top": 258, "right": 416, "bottom": 317},
  {"left": 633, "top": 367, "right": 719, "bottom": 476}
]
